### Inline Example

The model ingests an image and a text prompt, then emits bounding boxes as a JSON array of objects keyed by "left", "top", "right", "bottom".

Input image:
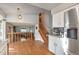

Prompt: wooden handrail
[
  {"left": 39, "top": 24, "right": 48, "bottom": 48},
  {"left": 39, "top": 29, "right": 48, "bottom": 42},
  {"left": 39, "top": 13, "right": 48, "bottom": 48}
]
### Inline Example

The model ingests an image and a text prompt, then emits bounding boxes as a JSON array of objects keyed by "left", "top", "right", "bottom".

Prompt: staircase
[{"left": 39, "top": 13, "right": 48, "bottom": 48}]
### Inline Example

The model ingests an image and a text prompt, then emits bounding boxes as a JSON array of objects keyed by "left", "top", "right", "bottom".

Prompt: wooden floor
[{"left": 8, "top": 39, "right": 55, "bottom": 55}]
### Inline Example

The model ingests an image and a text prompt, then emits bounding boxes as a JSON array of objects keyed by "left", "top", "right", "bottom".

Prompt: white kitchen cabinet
[
  {"left": 65, "top": 8, "right": 78, "bottom": 28},
  {"left": 48, "top": 35, "right": 56, "bottom": 53},
  {"left": 55, "top": 38, "right": 65, "bottom": 55},
  {"left": 48, "top": 35, "right": 64, "bottom": 55},
  {"left": 53, "top": 11, "right": 64, "bottom": 27}
]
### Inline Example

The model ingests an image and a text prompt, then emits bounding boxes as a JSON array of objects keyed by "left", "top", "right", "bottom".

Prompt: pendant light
[{"left": 17, "top": 8, "right": 22, "bottom": 20}]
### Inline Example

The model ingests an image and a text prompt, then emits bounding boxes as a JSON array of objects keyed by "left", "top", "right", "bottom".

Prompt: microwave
[{"left": 67, "top": 28, "right": 77, "bottom": 39}]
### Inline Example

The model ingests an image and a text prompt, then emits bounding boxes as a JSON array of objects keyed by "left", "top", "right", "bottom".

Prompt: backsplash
[{"left": 50, "top": 27, "right": 64, "bottom": 37}]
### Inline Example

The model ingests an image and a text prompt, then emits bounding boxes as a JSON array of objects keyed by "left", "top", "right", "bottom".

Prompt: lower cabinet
[
  {"left": 48, "top": 35, "right": 56, "bottom": 53},
  {"left": 48, "top": 35, "right": 65, "bottom": 55}
]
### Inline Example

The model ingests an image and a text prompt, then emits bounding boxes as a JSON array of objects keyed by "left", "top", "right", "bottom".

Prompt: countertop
[{"left": 48, "top": 33, "right": 64, "bottom": 38}]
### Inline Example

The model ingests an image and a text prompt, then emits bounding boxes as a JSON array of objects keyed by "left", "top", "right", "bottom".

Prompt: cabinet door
[
  {"left": 48, "top": 36, "right": 56, "bottom": 53},
  {"left": 55, "top": 38, "right": 64, "bottom": 55},
  {"left": 48, "top": 36, "right": 53, "bottom": 51},
  {"left": 48, "top": 36, "right": 65, "bottom": 55},
  {"left": 68, "top": 8, "right": 78, "bottom": 27},
  {"left": 53, "top": 12, "right": 64, "bottom": 27}
]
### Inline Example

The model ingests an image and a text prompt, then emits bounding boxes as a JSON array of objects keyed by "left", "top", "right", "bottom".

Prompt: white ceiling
[
  {"left": 30, "top": 3, "right": 62, "bottom": 11},
  {"left": 0, "top": 3, "right": 75, "bottom": 26},
  {"left": 0, "top": 3, "right": 62, "bottom": 15},
  {"left": 0, "top": 3, "right": 76, "bottom": 15},
  {"left": 0, "top": 3, "right": 50, "bottom": 15}
]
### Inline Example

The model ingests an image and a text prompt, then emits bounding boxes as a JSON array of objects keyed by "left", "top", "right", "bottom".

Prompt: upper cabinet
[
  {"left": 64, "top": 8, "right": 78, "bottom": 28},
  {"left": 52, "top": 11, "right": 64, "bottom": 27}
]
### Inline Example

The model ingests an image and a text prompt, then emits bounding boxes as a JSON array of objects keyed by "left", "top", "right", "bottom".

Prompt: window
[{"left": 20, "top": 28, "right": 26, "bottom": 32}]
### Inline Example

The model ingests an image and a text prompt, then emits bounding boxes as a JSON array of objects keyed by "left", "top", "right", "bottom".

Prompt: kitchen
[
  {"left": 0, "top": 3, "right": 79, "bottom": 55},
  {"left": 48, "top": 4, "right": 79, "bottom": 55}
]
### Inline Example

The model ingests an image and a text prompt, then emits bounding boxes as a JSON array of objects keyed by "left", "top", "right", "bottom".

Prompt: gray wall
[{"left": 44, "top": 12, "right": 52, "bottom": 33}]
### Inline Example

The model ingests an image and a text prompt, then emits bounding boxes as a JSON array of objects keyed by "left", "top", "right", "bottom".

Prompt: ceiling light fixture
[{"left": 17, "top": 8, "right": 22, "bottom": 20}]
